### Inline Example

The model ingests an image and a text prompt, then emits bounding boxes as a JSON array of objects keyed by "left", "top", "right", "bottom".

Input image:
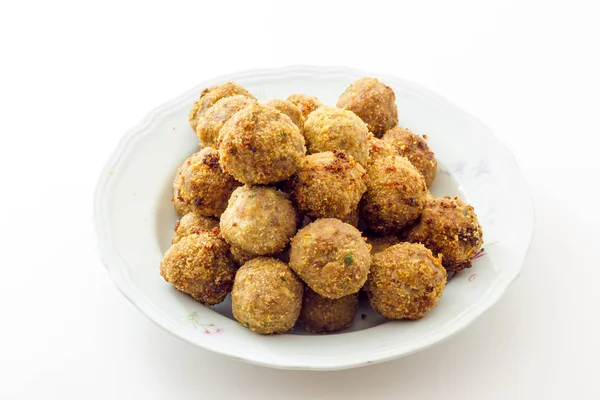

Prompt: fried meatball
[
  {"left": 172, "top": 148, "right": 241, "bottom": 217},
  {"left": 231, "top": 257, "right": 303, "bottom": 334},
  {"left": 288, "top": 150, "right": 367, "bottom": 221},
  {"left": 405, "top": 196, "right": 483, "bottom": 277},
  {"left": 337, "top": 77, "right": 398, "bottom": 137},
  {"left": 220, "top": 185, "right": 298, "bottom": 256},
  {"left": 172, "top": 213, "right": 219, "bottom": 244},
  {"left": 286, "top": 93, "right": 322, "bottom": 119},
  {"left": 366, "top": 234, "right": 400, "bottom": 255},
  {"left": 303, "top": 106, "right": 370, "bottom": 166},
  {"left": 188, "top": 82, "right": 255, "bottom": 131},
  {"left": 289, "top": 218, "right": 371, "bottom": 299},
  {"left": 160, "top": 232, "right": 236, "bottom": 305},
  {"left": 218, "top": 103, "right": 306, "bottom": 184},
  {"left": 383, "top": 126, "right": 437, "bottom": 187},
  {"left": 365, "top": 243, "right": 446, "bottom": 320},
  {"left": 266, "top": 99, "right": 304, "bottom": 130},
  {"left": 299, "top": 287, "right": 358, "bottom": 333},
  {"left": 195, "top": 95, "right": 257, "bottom": 147},
  {"left": 362, "top": 155, "right": 428, "bottom": 233}
]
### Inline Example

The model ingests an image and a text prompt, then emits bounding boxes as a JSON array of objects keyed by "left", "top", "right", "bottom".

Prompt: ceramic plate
[{"left": 94, "top": 66, "right": 534, "bottom": 370}]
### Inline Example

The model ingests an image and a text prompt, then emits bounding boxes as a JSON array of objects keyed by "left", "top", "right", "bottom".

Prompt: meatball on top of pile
[
  {"left": 406, "top": 196, "right": 483, "bottom": 278},
  {"left": 172, "top": 213, "right": 219, "bottom": 244},
  {"left": 189, "top": 81, "right": 255, "bottom": 131},
  {"left": 265, "top": 99, "right": 305, "bottom": 130},
  {"left": 286, "top": 93, "right": 322, "bottom": 120},
  {"left": 362, "top": 155, "right": 428, "bottom": 233},
  {"left": 196, "top": 95, "right": 257, "bottom": 147},
  {"left": 299, "top": 288, "right": 358, "bottom": 333},
  {"left": 337, "top": 77, "right": 398, "bottom": 138},
  {"left": 160, "top": 232, "right": 236, "bottom": 305},
  {"left": 231, "top": 257, "right": 303, "bottom": 335},
  {"left": 383, "top": 126, "right": 437, "bottom": 187},
  {"left": 220, "top": 185, "right": 298, "bottom": 256},
  {"left": 218, "top": 103, "right": 306, "bottom": 185},
  {"left": 303, "top": 106, "right": 370, "bottom": 166},
  {"left": 288, "top": 150, "right": 367, "bottom": 221},
  {"left": 290, "top": 218, "right": 371, "bottom": 299},
  {"left": 173, "top": 148, "right": 241, "bottom": 217},
  {"left": 366, "top": 242, "right": 446, "bottom": 320}
]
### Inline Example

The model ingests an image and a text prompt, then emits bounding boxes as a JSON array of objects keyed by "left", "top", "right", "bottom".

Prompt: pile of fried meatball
[{"left": 160, "top": 77, "right": 484, "bottom": 335}]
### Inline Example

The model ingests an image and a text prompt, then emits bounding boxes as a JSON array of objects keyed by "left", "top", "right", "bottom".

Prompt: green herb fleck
[{"left": 344, "top": 252, "right": 354, "bottom": 266}]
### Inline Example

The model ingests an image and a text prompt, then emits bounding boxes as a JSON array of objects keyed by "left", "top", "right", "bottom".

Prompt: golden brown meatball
[
  {"left": 286, "top": 93, "right": 322, "bottom": 119},
  {"left": 405, "top": 196, "right": 483, "bottom": 278},
  {"left": 289, "top": 218, "right": 371, "bottom": 299},
  {"left": 288, "top": 150, "right": 367, "bottom": 221},
  {"left": 362, "top": 155, "right": 428, "bottom": 233},
  {"left": 231, "top": 257, "right": 303, "bottom": 334},
  {"left": 172, "top": 148, "right": 241, "bottom": 217},
  {"left": 366, "top": 234, "right": 400, "bottom": 255},
  {"left": 299, "top": 287, "right": 358, "bottom": 333},
  {"left": 195, "top": 95, "right": 257, "bottom": 147},
  {"left": 383, "top": 126, "right": 437, "bottom": 187},
  {"left": 218, "top": 103, "right": 306, "bottom": 184},
  {"left": 265, "top": 99, "right": 304, "bottom": 130},
  {"left": 303, "top": 106, "right": 370, "bottom": 166},
  {"left": 172, "top": 213, "right": 219, "bottom": 244},
  {"left": 160, "top": 232, "right": 236, "bottom": 305},
  {"left": 337, "top": 77, "right": 398, "bottom": 138},
  {"left": 220, "top": 185, "right": 298, "bottom": 256},
  {"left": 365, "top": 243, "right": 446, "bottom": 320},
  {"left": 188, "top": 82, "right": 255, "bottom": 131}
]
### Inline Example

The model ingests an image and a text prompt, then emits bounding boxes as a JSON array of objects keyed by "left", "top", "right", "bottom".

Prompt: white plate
[{"left": 94, "top": 66, "right": 534, "bottom": 370}]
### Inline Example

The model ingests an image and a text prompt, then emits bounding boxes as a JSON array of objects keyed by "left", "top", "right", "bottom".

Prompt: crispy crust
[
  {"left": 405, "top": 196, "right": 483, "bottom": 277},
  {"left": 365, "top": 243, "right": 446, "bottom": 320},
  {"left": 286, "top": 93, "right": 322, "bottom": 119},
  {"left": 172, "top": 213, "right": 219, "bottom": 244},
  {"left": 289, "top": 218, "right": 371, "bottom": 299},
  {"left": 368, "top": 136, "right": 399, "bottom": 164},
  {"left": 303, "top": 106, "right": 370, "bottom": 166},
  {"left": 299, "top": 287, "right": 358, "bottom": 333},
  {"left": 288, "top": 150, "right": 367, "bottom": 220},
  {"left": 231, "top": 257, "right": 303, "bottom": 334},
  {"left": 196, "top": 95, "right": 257, "bottom": 147},
  {"left": 159, "top": 232, "right": 236, "bottom": 305},
  {"left": 361, "top": 155, "right": 428, "bottom": 233},
  {"left": 220, "top": 185, "right": 298, "bottom": 256},
  {"left": 217, "top": 103, "right": 306, "bottom": 184},
  {"left": 265, "top": 98, "right": 305, "bottom": 131},
  {"left": 188, "top": 82, "right": 255, "bottom": 131},
  {"left": 337, "top": 77, "right": 398, "bottom": 137},
  {"left": 229, "top": 245, "right": 257, "bottom": 267},
  {"left": 172, "top": 148, "right": 241, "bottom": 217},
  {"left": 383, "top": 126, "right": 437, "bottom": 187}
]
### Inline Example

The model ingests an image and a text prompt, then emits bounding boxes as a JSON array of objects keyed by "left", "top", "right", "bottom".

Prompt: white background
[{"left": 1, "top": 0, "right": 599, "bottom": 399}]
